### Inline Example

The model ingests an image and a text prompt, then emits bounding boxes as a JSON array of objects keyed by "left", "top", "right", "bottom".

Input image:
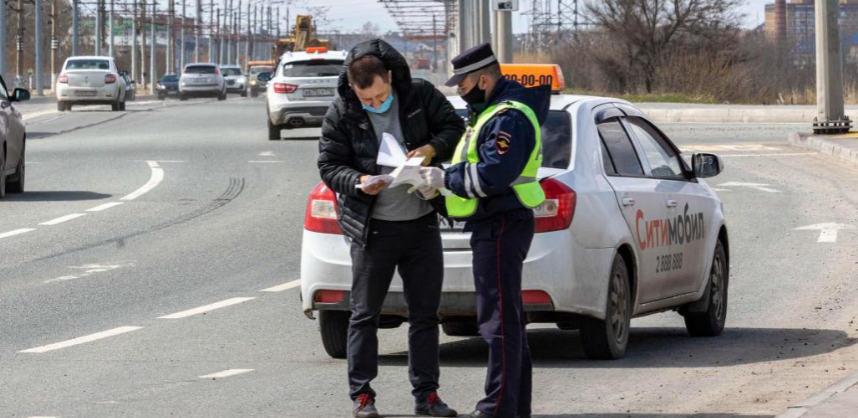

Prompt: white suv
[
  {"left": 56, "top": 56, "right": 127, "bottom": 112},
  {"left": 220, "top": 65, "right": 248, "bottom": 97},
  {"left": 179, "top": 63, "right": 226, "bottom": 101},
  {"left": 265, "top": 47, "right": 345, "bottom": 140}
]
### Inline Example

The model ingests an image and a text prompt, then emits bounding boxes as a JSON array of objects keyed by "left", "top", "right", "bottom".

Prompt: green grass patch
[{"left": 560, "top": 89, "right": 719, "bottom": 104}]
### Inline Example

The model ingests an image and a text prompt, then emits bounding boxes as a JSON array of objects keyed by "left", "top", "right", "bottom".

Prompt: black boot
[
  {"left": 415, "top": 392, "right": 458, "bottom": 417},
  {"left": 353, "top": 394, "right": 380, "bottom": 418}
]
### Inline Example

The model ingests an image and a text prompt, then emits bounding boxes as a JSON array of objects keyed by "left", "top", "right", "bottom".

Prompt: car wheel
[
  {"left": 267, "top": 119, "right": 281, "bottom": 140},
  {"left": 250, "top": 90, "right": 258, "bottom": 98},
  {"left": 179, "top": 93, "right": 187, "bottom": 101},
  {"left": 119, "top": 101, "right": 126, "bottom": 111},
  {"left": 57, "top": 101, "right": 65, "bottom": 111},
  {"left": 684, "top": 240, "right": 728, "bottom": 337},
  {"left": 158, "top": 93, "right": 165, "bottom": 100},
  {"left": 7, "top": 144, "right": 24, "bottom": 194},
  {"left": 319, "top": 310, "right": 349, "bottom": 359},
  {"left": 442, "top": 321, "right": 479, "bottom": 337},
  {"left": 111, "top": 100, "right": 120, "bottom": 111},
  {"left": 241, "top": 90, "right": 248, "bottom": 98},
  {"left": 580, "top": 253, "right": 631, "bottom": 360},
  {"left": 0, "top": 146, "right": 6, "bottom": 199}
]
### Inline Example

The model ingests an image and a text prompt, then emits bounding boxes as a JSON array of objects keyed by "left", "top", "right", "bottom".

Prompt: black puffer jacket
[{"left": 318, "top": 39, "right": 465, "bottom": 246}]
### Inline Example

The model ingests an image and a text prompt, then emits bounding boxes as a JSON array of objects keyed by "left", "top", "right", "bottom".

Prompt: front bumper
[{"left": 225, "top": 82, "right": 246, "bottom": 92}]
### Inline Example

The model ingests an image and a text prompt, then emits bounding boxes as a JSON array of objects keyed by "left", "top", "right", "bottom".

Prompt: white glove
[
  {"left": 407, "top": 184, "right": 439, "bottom": 200},
  {"left": 419, "top": 167, "right": 446, "bottom": 190}
]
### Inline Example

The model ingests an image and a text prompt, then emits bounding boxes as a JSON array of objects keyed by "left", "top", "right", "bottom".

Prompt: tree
[
  {"left": 586, "top": 0, "right": 743, "bottom": 93},
  {"left": 359, "top": 21, "right": 379, "bottom": 40}
]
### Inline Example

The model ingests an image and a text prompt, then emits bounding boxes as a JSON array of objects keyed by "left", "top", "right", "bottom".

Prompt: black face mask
[{"left": 460, "top": 83, "right": 486, "bottom": 110}]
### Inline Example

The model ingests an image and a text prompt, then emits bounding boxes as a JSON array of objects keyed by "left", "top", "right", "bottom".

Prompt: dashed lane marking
[
  {"left": 158, "top": 297, "right": 256, "bottom": 319},
  {"left": 248, "top": 160, "right": 284, "bottom": 163},
  {"left": 44, "top": 262, "right": 135, "bottom": 284},
  {"left": 86, "top": 202, "right": 124, "bottom": 212},
  {"left": 120, "top": 161, "right": 164, "bottom": 201},
  {"left": 19, "top": 326, "right": 143, "bottom": 354},
  {"left": 39, "top": 213, "right": 86, "bottom": 226},
  {"left": 0, "top": 228, "right": 37, "bottom": 240},
  {"left": 260, "top": 279, "right": 300, "bottom": 292},
  {"left": 199, "top": 369, "right": 254, "bottom": 379}
]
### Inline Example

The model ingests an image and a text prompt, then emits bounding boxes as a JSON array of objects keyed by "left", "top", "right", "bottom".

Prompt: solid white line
[
  {"left": 158, "top": 297, "right": 256, "bottom": 319},
  {"left": 719, "top": 152, "right": 816, "bottom": 158},
  {"left": 39, "top": 213, "right": 86, "bottom": 226},
  {"left": 260, "top": 280, "right": 301, "bottom": 292},
  {"left": 0, "top": 228, "right": 37, "bottom": 239},
  {"left": 120, "top": 161, "right": 164, "bottom": 201},
  {"left": 22, "top": 109, "right": 57, "bottom": 121},
  {"left": 19, "top": 326, "right": 143, "bottom": 354},
  {"left": 27, "top": 416, "right": 59, "bottom": 418},
  {"left": 199, "top": 369, "right": 254, "bottom": 379},
  {"left": 86, "top": 202, "right": 124, "bottom": 212},
  {"left": 248, "top": 160, "right": 284, "bottom": 163}
]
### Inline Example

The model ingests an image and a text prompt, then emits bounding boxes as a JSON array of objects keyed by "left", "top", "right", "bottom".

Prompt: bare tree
[
  {"left": 586, "top": 0, "right": 743, "bottom": 93},
  {"left": 359, "top": 21, "right": 379, "bottom": 41}
]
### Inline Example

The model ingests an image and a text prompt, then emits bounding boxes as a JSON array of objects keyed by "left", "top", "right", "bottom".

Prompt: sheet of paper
[
  {"left": 377, "top": 132, "right": 408, "bottom": 168},
  {"left": 355, "top": 174, "right": 394, "bottom": 189},
  {"left": 389, "top": 159, "right": 427, "bottom": 189}
]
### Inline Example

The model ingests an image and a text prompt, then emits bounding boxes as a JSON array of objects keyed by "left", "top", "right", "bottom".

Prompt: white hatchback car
[
  {"left": 265, "top": 47, "right": 346, "bottom": 140},
  {"left": 301, "top": 94, "right": 729, "bottom": 361},
  {"left": 56, "top": 56, "right": 127, "bottom": 112}
]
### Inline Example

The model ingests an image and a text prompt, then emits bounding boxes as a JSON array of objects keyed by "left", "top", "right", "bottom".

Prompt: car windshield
[
  {"left": 250, "top": 66, "right": 273, "bottom": 74},
  {"left": 185, "top": 65, "right": 217, "bottom": 74},
  {"left": 454, "top": 109, "right": 572, "bottom": 169},
  {"left": 221, "top": 68, "right": 242, "bottom": 76},
  {"left": 65, "top": 59, "right": 110, "bottom": 70},
  {"left": 281, "top": 60, "right": 343, "bottom": 78},
  {"left": 162, "top": 75, "right": 179, "bottom": 82}
]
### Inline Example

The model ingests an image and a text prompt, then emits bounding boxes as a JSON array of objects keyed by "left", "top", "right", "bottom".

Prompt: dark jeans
[
  {"left": 348, "top": 212, "right": 444, "bottom": 401},
  {"left": 471, "top": 213, "right": 534, "bottom": 418}
]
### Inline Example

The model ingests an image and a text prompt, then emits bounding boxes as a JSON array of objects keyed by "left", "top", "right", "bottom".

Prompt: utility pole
[
  {"left": 245, "top": 1, "right": 250, "bottom": 69},
  {"left": 166, "top": 0, "right": 173, "bottom": 73},
  {"left": 180, "top": 0, "right": 185, "bottom": 68},
  {"left": 814, "top": 0, "right": 852, "bottom": 134},
  {"left": 72, "top": 0, "right": 79, "bottom": 56},
  {"left": 133, "top": 0, "right": 139, "bottom": 81},
  {"left": 208, "top": 0, "right": 213, "bottom": 62},
  {"left": 95, "top": 0, "right": 102, "bottom": 55},
  {"left": 236, "top": 0, "right": 241, "bottom": 66},
  {"left": 217, "top": 8, "right": 222, "bottom": 64},
  {"left": 0, "top": 0, "right": 6, "bottom": 79},
  {"left": 109, "top": 0, "right": 114, "bottom": 57},
  {"left": 16, "top": 0, "right": 23, "bottom": 87},
  {"left": 495, "top": 6, "right": 513, "bottom": 63},
  {"left": 142, "top": 0, "right": 147, "bottom": 88},
  {"left": 432, "top": 14, "right": 437, "bottom": 72},
  {"left": 194, "top": 0, "right": 200, "bottom": 61},
  {"left": 51, "top": 0, "right": 57, "bottom": 91},
  {"left": 275, "top": 7, "right": 279, "bottom": 39},
  {"left": 150, "top": 0, "right": 156, "bottom": 93},
  {"left": 35, "top": 0, "right": 43, "bottom": 95}
]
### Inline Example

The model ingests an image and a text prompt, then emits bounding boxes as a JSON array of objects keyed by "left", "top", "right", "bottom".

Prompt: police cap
[{"left": 444, "top": 43, "right": 498, "bottom": 87}]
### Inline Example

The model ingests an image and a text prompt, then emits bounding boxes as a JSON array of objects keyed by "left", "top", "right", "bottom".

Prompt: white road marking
[
  {"left": 260, "top": 279, "right": 301, "bottom": 292},
  {"left": 681, "top": 144, "right": 781, "bottom": 152},
  {"left": 248, "top": 160, "right": 284, "bottom": 163},
  {"left": 0, "top": 228, "right": 37, "bottom": 240},
  {"left": 199, "top": 369, "right": 254, "bottom": 379},
  {"left": 711, "top": 188, "right": 730, "bottom": 192},
  {"left": 27, "top": 416, "right": 59, "bottom": 418},
  {"left": 158, "top": 297, "right": 256, "bottom": 319},
  {"left": 121, "top": 161, "right": 164, "bottom": 201},
  {"left": 794, "top": 223, "right": 857, "bottom": 243},
  {"left": 19, "top": 326, "right": 143, "bottom": 353},
  {"left": 719, "top": 152, "right": 816, "bottom": 158},
  {"left": 44, "top": 262, "right": 134, "bottom": 284},
  {"left": 39, "top": 213, "right": 86, "bottom": 226},
  {"left": 86, "top": 202, "right": 124, "bottom": 212},
  {"left": 718, "top": 181, "right": 781, "bottom": 193},
  {"left": 22, "top": 109, "right": 57, "bottom": 121},
  {"left": 258, "top": 151, "right": 275, "bottom": 157},
  {"left": 156, "top": 160, "right": 187, "bottom": 163}
]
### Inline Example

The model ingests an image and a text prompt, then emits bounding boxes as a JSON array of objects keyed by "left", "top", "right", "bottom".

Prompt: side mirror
[
  {"left": 11, "top": 88, "right": 30, "bottom": 102},
  {"left": 256, "top": 72, "right": 272, "bottom": 82},
  {"left": 692, "top": 153, "right": 724, "bottom": 178}
]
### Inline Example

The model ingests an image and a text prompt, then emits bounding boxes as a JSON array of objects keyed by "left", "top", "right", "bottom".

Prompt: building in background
[{"left": 765, "top": 0, "right": 858, "bottom": 55}]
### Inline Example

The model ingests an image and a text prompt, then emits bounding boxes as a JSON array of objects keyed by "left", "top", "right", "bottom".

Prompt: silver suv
[
  {"left": 179, "top": 63, "right": 226, "bottom": 101},
  {"left": 220, "top": 65, "right": 248, "bottom": 97}
]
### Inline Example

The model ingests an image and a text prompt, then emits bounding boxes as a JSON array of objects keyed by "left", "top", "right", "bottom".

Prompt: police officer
[{"left": 420, "top": 44, "right": 550, "bottom": 418}]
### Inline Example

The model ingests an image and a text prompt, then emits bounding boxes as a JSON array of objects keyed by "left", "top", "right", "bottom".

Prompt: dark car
[
  {"left": 157, "top": 74, "right": 180, "bottom": 99},
  {"left": 121, "top": 72, "right": 136, "bottom": 101},
  {"left": 0, "top": 75, "right": 29, "bottom": 198}
]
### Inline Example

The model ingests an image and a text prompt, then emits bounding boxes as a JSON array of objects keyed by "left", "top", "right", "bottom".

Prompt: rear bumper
[
  {"left": 179, "top": 86, "right": 222, "bottom": 97},
  {"left": 269, "top": 104, "right": 329, "bottom": 127},
  {"left": 57, "top": 86, "right": 118, "bottom": 102}
]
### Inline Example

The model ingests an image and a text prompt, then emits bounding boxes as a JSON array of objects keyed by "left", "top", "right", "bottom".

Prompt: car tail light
[
  {"left": 305, "top": 182, "right": 342, "bottom": 234},
  {"left": 105, "top": 74, "right": 116, "bottom": 84},
  {"left": 57, "top": 73, "right": 68, "bottom": 83},
  {"left": 534, "top": 178, "right": 576, "bottom": 233},
  {"left": 522, "top": 290, "right": 552, "bottom": 305},
  {"left": 314, "top": 290, "right": 346, "bottom": 304},
  {"left": 273, "top": 82, "right": 298, "bottom": 94}
]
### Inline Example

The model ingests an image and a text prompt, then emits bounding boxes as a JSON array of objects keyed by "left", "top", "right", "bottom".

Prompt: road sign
[{"left": 493, "top": 0, "right": 518, "bottom": 12}]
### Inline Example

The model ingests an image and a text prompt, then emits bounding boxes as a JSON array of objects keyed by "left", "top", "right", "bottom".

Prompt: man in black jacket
[{"left": 318, "top": 39, "right": 465, "bottom": 418}]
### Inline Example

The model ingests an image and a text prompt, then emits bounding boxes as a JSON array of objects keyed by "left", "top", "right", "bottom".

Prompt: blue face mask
[{"left": 362, "top": 93, "right": 394, "bottom": 114}]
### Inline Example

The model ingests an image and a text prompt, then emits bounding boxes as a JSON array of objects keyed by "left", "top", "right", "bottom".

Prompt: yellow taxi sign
[{"left": 500, "top": 64, "right": 565, "bottom": 92}]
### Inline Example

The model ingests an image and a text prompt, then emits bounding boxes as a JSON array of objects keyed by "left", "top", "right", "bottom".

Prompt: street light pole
[
  {"left": 180, "top": 0, "right": 185, "bottom": 69},
  {"left": 150, "top": 0, "right": 156, "bottom": 93},
  {"left": 35, "top": 0, "right": 43, "bottom": 96},
  {"left": 108, "top": 0, "right": 114, "bottom": 57},
  {"left": 50, "top": 0, "right": 57, "bottom": 91},
  {"left": 814, "top": 0, "right": 851, "bottom": 134},
  {"left": 95, "top": 0, "right": 102, "bottom": 55},
  {"left": 194, "top": 0, "right": 200, "bottom": 62},
  {"left": 72, "top": 0, "right": 79, "bottom": 56},
  {"left": 133, "top": 0, "right": 139, "bottom": 81}
]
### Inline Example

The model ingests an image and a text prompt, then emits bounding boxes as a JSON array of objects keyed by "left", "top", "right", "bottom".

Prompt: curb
[
  {"left": 788, "top": 131, "right": 858, "bottom": 167},
  {"left": 775, "top": 370, "right": 858, "bottom": 417},
  {"left": 639, "top": 107, "right": 815, "bottom": 124}
]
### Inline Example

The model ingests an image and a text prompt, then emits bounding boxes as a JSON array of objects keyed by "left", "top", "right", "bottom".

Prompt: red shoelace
[{"left": 356, "top": 393, "right": 373, "bottom": 410}]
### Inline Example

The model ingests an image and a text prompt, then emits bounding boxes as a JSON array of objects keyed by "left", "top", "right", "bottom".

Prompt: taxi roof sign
[
  {"left": 305, "top": 46, "right": 328, "bottom": 54},
  {"left": 500, "top": 64, "right": 565, "bottom": 93}
]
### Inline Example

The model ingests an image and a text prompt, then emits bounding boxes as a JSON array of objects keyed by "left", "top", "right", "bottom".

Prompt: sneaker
[
  {"left": 353, "top": 393, "right": 380, "bottom": 418},
  {"left": 415, "top": 392, "right": 458, "bottom": 417}
]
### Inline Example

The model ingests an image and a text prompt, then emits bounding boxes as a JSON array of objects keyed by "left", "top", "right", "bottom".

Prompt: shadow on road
[
  {"left": 3, "top": 191, "right": 112, "bottom": 201},
  {"left": 380, "top": 327, "right": 855, "bottom": 369}
]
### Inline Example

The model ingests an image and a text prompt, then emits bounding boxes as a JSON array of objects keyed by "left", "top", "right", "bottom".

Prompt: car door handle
[
  {"left": 666, "top": 199, "right": 678, "bottom": 208},
  {"left": 621, "top": 197, "right": 635, "bottom": 206}
]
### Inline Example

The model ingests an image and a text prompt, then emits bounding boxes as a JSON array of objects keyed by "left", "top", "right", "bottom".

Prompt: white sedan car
[
  {"left": 265, "top": 47, "right": 345, "bottom": 140},
  {"left": 56, "top": 56, "right": 127, "bottom": 112},
  {"left": 301, "top": 94, "right": 729, "bottom": 360}
]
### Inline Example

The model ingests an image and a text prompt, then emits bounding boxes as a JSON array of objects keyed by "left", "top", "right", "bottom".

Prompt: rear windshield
[
  {"left": 454, "top": 109, "right": 572, "bottom": 169},
  {"left": 221, "top": 68, "right": 242, "bottom": 76},
  {"left": 281, "top": 60, "right": 343, "bottom": 78},
  {"left": 65, "top": 59, "right": 111, "bottom": 70},
  {"left": 185, "top": 65, "right": 217, "bottom": 74},
  {"left": 162, "top": 75, "right": 179, "bottom": 82},
  {"left": 250, "top": 66, "right": 273, "bottom": 74}
]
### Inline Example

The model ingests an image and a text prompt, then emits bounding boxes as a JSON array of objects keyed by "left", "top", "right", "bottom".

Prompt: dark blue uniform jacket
[{"left": 444, "top": 77, "right": 551, "bottom": 225}]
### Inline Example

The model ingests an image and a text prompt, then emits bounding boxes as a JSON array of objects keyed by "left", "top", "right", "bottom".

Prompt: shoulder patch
[{"left": 496, "top": 130, "right": 512, "bottom": 155}]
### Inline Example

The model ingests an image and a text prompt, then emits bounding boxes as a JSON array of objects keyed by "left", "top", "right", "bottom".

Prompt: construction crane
[{"left": 272, "top": 15, "right": 334, "bottom": 61}]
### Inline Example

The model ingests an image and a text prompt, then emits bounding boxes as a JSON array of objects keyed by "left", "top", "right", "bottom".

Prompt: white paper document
[
  {"left": 377, "top": 132, "right": 408, "bottom": 168},
  {"left": 388, "top": 159, "right": 426, "bottom": 188}
]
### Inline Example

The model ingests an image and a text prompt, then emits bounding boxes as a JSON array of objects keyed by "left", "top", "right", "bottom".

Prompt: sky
[{"left": 299, "top": 0, "right": 771, "bottom": 34}]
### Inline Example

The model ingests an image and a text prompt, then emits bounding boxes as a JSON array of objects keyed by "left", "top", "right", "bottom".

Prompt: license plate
[
  {"left": 304, "top": 88, "right": 334, "bottom": 97},
  {"left": 193, "top": 78, "right": 208, "bottom": 84},
  {"left": 75, "top": 90, "right": 97, "bottom": 97}
]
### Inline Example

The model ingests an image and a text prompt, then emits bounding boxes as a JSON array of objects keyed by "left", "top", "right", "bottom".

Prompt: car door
[
  {"left": 624, "top": 116, "right": 713, "bottom": 297},
  {"left": 595, "top": 107, "right": 670, "bottom": 304},
  {"left": 0, "top": 76, "right": 17, "bottom": 172}
]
